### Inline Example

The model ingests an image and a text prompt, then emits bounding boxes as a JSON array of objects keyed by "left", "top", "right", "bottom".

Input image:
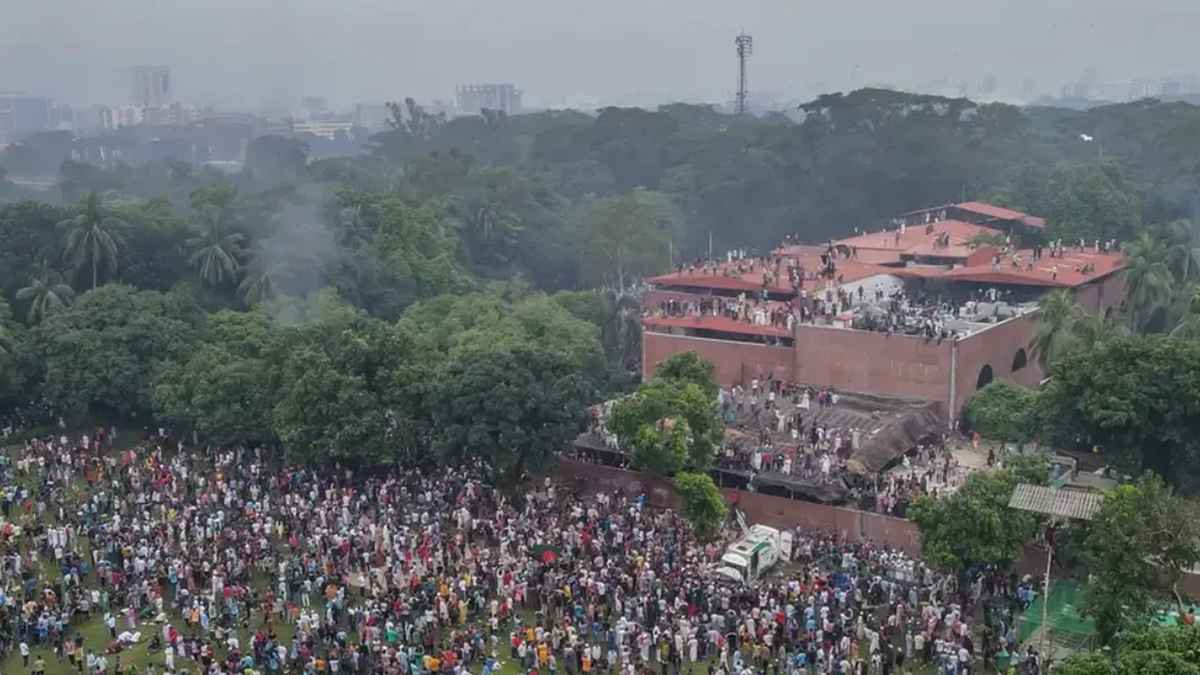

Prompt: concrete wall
[
  {"left": 793, "top": 325, "right": 953, "bottom": 408},
  {"left": 643, "top": 331, "right": 795, "bottom": 386}
]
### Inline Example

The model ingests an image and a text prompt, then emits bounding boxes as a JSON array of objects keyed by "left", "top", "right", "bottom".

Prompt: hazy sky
[{"left": 3, "top": 0, "right": 1198, "bottom": 109}]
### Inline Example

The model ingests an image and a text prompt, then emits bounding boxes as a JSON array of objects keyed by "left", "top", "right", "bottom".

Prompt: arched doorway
[
  {"left": 1011, "top": 348, "right": 1027, "bottom": 372},
  {"left": 976, "top": 364, "right": 994, "bottom": 390}
]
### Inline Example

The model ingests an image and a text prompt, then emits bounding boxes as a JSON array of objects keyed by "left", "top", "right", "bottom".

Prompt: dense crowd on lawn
[{"left": 0, "top": 429, "right": 1034, "bottom": 675}]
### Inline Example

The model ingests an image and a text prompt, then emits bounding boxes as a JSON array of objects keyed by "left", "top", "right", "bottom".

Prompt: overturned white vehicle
[{"left": 714, "top": 523, "right": 792, "bottom": 585}]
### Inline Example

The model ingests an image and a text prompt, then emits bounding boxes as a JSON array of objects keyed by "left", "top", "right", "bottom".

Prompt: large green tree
[
  {"left": 270, "top": 292, "right": 415, "bottom": 464},
  {"left": 1039, "top": 336, "right": 1200, "bottom": 490},
  {"left": 428, "top": 345, "right": 592, "bottom": 486},
  {"left": 1085, "top": 476, "right": 1200, "bottom": 644},
  {"left": 35, "top": 284, "right": 201, "bottom": 418},
  {"left": 578, "top": 190, "right": 677, "bottom": 293},
  {"left": 152, "top": 310, "right": 278, "bottom": 445},
  {"left": 908, "top": 458, "right": 1047, "bottom": 575},
  {"left": 608, "top": 377, "right": 723, "bottom": 472}
]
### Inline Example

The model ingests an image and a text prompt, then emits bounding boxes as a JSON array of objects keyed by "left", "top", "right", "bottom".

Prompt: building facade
[
  {"left": 641, "top": 202, "right": 1126, "bottom": 421},
  {"left": 455, "top": 84, "right": 522, "bottom": 116},
  {"left": 130, "top": 66, "right": 171, "bottom": 108}
]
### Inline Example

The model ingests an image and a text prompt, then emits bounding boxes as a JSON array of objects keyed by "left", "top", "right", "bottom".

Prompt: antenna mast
[{"left": 735, "top": 32, "right": 753, "bottom": 114}]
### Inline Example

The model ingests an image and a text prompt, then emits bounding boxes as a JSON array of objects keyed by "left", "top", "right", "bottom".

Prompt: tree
[
  {"left": 1118, "top": 651, "right": 1198, "bottom": 675},
  {"left": 152, "top": 310, "right": 278, "bottom": 445},
  {"left": 35, "top": 284, "right": 201, "bottom": 418},
  {"left": 631, "top": 417, "right": 691, "bottom": 475},
  {"left": 908, "top": 463, "right": 1045, "bottom": 575},
  {"left": 1166, "top": 219, "right": 1200, "bottom": 286},
  {"left": 1170, "top": 284, "right": 1200, "bottom": 338},
  {"left": 1039, "top": 161, "right": 1143, "bottom": 243},
  {"left": 653, "top": 351, "right": 719, "bottom": 400},
  {"left": 59, "top": 192, "right": 127, "bottom": 291},
  {"left": 428, "top": 346, "right": 592, "bottom": 486},
  {"left": 1030, "top": 288, "right": 1078, "bottom": 371},
  {"left": 1085, "top": 475, "right": 1200, "bottom": 644},
  {"left": 15, "top": 260, "right": 74, "bottom": 323},
  {"left": 1057, "top": 626, "right": 1200, "bottom": 675},
  {"left": 962, "top": 381, "right": 1039, "bottom": 443},
  {"left": 270, "top": 296, "right": 415, "bottom": 464},
  {"left": 578, "top": 191, "right": 676, "bottom": 294},
  {"left": 1039, "top": 336, "right": 1200, "bottom": 490},
  {"left": 186, "top": 206, "right": 245, "bottom": 286},
  {"left": 1125, "top": 232, "right": 1176, "bottom": 332},
  {"left": 608, "top": 378, "right": 723, "bottom": 472},
  {"left": 237, "top": 249, "right": 282, "bottom": 307},
  {"left": 674, "top": 471, "right": 728, "bottom": 538},
  {"left": 1054, "top": 651, "right": 1115, "bottom": 675},
  {"left": 0, "top": 298, "right": 38, "bottom": 406},
  {"left": 243, "top": 135, "right": 309, "bottom": 186}
]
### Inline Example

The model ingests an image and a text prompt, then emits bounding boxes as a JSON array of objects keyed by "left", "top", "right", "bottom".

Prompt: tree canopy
[
  {"left": 908, "top": 456, "right": 1047, "bottom": 574},
  {"left": 1039, "top": 336, "right": 1200, "bottom": 492}
]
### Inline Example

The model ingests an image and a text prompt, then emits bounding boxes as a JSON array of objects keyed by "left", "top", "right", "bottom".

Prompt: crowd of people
[
  {"left": 581, "top": 375, "right": 965, "bottom": 512},
  {"left": 0, "top": 426, "right": 1040, "bottom": 675}
]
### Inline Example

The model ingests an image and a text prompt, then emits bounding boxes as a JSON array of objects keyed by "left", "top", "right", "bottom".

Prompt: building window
[
  {"left": 976, "top": 364, "right": 994, "bottom": 390},
  {"left": 1012, "top": 348, "right": 1028, "bottom": 372}
]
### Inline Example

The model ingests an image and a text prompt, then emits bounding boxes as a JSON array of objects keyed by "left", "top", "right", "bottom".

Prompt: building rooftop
[
  {"left": 834, "top": 219, "right": 997, "bottom": 257},
  {"left": 956, "top": 201, "right": 1047, "bottom": 229},
  {"left": 640, "top": 313, "right": 793, "bottom": 338},
  {"left": 643, "top": 202, "right": 1124, "bottom": 342},
  {"left": 1008, "top": 484, "right": 1102, "bottom": 520}
]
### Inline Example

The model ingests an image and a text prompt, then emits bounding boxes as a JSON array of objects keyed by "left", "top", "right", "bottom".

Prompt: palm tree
[
  {"left": 237, "top": 253, "right": 281, "bottom": 307},
  {"left": 16, "top": 260, "right": 75, "bottom": 323},
  {"left": 1068, "top": 307, "right": 1127, "bottom": 350},
  {"left": 1166, "top": 219, "right": 1200, "bottom": 285},
  {"left": 1029, "top": 288, "right": 1078, "bottom": 371},
  {"left": 186, "top": 207, "right": 245, "bottom": 286},
  {"left": 59, "top": 192, "right": 126, "bottom": 291},
  {"left": 1170, "top": 284, "right": 1200, "bottom": 339},
  {"left": 1123, "top": 232, "right": 1175, "bottom": 332}
]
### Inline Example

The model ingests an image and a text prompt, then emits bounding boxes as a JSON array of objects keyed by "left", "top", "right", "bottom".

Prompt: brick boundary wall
[
  {"left": 555, "top": 458, "right": 1200, "bottom": 595},
  {"left": 556, "top": 457, "right": 921, "bottom": 555}
]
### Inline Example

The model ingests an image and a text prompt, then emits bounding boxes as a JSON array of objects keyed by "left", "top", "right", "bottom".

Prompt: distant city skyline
[{"left": 3, "top": 0, "right": 1200, "bottom": 111}]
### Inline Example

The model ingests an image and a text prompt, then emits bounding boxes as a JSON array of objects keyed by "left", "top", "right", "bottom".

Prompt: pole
[
  {"left": 709, "top": 231, "right": 713, "bottom": 263},
  {"left": 1040, "top": 539, "right": 1053, "bottom": 672}
]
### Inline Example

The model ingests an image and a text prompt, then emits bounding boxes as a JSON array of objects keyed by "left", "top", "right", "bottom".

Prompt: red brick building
[{"left": 642, "top": 202, "right": 1126, "bottom": 421}]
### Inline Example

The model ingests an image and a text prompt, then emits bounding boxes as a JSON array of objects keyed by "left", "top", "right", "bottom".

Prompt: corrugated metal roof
[{"left": 1008, "top": 484, "right": 1102, "bottom": 520}]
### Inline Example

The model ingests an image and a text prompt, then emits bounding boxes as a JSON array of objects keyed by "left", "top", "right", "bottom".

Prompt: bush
[{"left": 963, "top": 381, "right": 1039, "bottom": 443}]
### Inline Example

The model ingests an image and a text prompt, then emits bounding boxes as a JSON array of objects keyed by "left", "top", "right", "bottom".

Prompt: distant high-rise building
[
  {"left": 301, "top": 96, "right": 330, "bottom": 120},
  {"left": 0, "top": 93, "right": 51, "bottom": 141},
  {"left": 455, "top": 84, "right": 522, "bottom": 116},
  {"left": 353, "top": 103, "right": 391, "bottom": 130},
  {"left": 130, "top": 66, "right": 171, "bottom": 107}
]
